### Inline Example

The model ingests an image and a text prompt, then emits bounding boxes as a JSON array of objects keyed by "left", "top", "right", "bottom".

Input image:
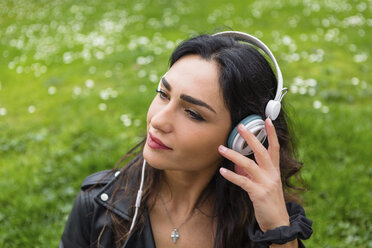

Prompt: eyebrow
[
  {"left": 161, "top": 77, "right": 216, "bottom": 114},
  {"left": 161, "top": 77, "right": 172, "bottom": 91}
]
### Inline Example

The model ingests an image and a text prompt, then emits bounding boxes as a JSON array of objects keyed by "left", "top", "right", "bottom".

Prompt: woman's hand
[{"left": 218, "top": 118, "right": 290, "bottom": 232}]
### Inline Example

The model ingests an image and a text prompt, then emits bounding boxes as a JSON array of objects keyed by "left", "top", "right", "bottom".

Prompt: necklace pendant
[{"left": 171, "top": 228, "right": 180, "bottom": 243}]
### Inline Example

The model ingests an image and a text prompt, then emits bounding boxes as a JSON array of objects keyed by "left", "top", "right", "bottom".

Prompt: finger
[
  {"left": 237, "top": 124, "right": 272, "bottom": 167},
  {"left": 218, "top": 145, "right": 262, "bottom": 181},
  {"left": 265, "top": 118, "right": 280, "bottom": 168},
  {"left": 219, "top": 167, "right": 257, "bottom": 193}
]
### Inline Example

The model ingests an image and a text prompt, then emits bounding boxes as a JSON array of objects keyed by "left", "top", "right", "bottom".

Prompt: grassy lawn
[{"left": 0, "top": 0, "right": 371, "bottom": 247}]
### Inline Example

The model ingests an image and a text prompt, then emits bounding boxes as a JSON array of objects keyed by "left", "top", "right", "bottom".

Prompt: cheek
[
  {"left": 179, "top": 127, "right": 228, "bottom": 157},
  {"left": 146, "top": 99, "right": 157, "bottom": 128}
]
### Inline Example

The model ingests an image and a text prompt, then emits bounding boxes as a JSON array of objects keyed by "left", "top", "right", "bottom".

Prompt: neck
[{"left": 159, "top": 167, "right": 216, "bottom": 217}]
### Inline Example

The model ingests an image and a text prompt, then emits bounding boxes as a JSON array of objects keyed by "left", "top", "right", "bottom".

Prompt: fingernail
[
  {"left": 238, "top": 124, "right": 247, "bottom": 131},
  {"left": 220, "top": 167, "right": 227, "bottom": 174},
  {"left": 266, "top": 118, "right": 273, "bottom": 126},
  {"left": 219, "top": 145, "right": 227, "bottom": 153}
]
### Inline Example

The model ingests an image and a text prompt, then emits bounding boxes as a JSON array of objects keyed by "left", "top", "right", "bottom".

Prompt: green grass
[{"left": 0, "top": 0, "right": 371, "bottom": 247}]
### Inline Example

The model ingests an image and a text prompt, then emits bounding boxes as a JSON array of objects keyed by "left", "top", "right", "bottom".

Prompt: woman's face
[{"left": 143, "top": 54, "right": 231, "bottom": 173}]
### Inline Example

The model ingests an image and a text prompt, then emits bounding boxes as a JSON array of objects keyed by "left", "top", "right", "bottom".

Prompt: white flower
[
  {"left": 321, "top": 106, "right": 329, "bottom": 114},
  {"left": 104, "top": 70, "right": 112, "bottom": 78},
  {"left": 8, "top": 61, "right": 15, "bottom": 69},
  {"left": 149, "top": 73, "right": 158, "bottom": 83},
  {"left": 16, "top": 66, "right": 23, "bottom": 74},
  {"left": 357, "top": 2, "right": 367, "bottom": 11},
  {"left": 120, "top": 114, "right": 132, "bottom": 127},
  {"left": 134, "top": 119, "right": 141, "bottom": 126},
  {"left": 165, "top": 41, "right": 174, "bottom": 49},
  {"left": 351, "top": 77, "right": 359, "bottom": 85},
  {"left": 308, "top": 88, "right": 316, "bottom": 96},
  {"left": 138, "top": 70, "right": 147, "bottom": 78},
  {"left": 282, "top": 36, "right": 292, "bottom": 45},
  {"left": 63, "top": 52, "right": 73, "bottom": 64},
  {"left": 139, "top": 85, "right": 147, "bottom": 92},
  {"left": 0, "top": 107, "right": 6, "bottom": 116},
  {"left": 100, "top": 90, "right": 110, "bottom": 100},
  {"left": 300, "top": 34, "right": 308, "bottom": 42},
  {"left": 28, "top": 105, "right": 36, "bottom": 113},
  {"left": 299, "top": 87, "right": 307, "bottom": 95},
  {"left": 92, "top": 35, "right": 106, "bottom": 47},
  {"left": 73, "top": 86, "right": 82, "bottom": 95},
  {"left": 137, "top": 37, "right": 149, "bottom": 45},
  {"left": 290, "top": 85, "right": 298, "bottom": 94},
  {"left": 313, "top": 100, "right": 322, "bottom": 109},
  {"left": 136, "top": 56, "right": 153, "bottom": 65},
  {"left": 153, "top": 47, "right": 163, "bottom": 55},
  {"left": 48, "top": 86, "right": 57, "bottom": 95},
  {"left": 349, "top": 44, "right": 357, "bottom": 52},
  {"left": 100, "top": 88, "right": 118, "bottom": 100},
  {"left": 307, "top": 78, "right": 317, "bottom": 87},
  {"left": 110, "top": 89, "right": 118, "bottom": 98},
  {"left": 85, "top": 79, "right": 95, "bottom": 88},
  {"left": 98, "top": 103, "right": 107, "bottom": 111},
  {"left": 343, "top": 15, "right": 365, "bottom": 27},
  {"left": 354, "top": 53, "right": 367, "bottom": 63},
  {"left": 94, "top": 51, "right": 104, "bottom": 60}
]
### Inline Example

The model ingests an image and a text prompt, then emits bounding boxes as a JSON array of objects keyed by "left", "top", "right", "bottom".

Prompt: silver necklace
[{"left": 159, "top": 194, "right": 197, "bottom": 244}]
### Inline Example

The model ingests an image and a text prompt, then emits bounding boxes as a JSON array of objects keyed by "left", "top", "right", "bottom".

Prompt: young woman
[{"left": 60, "top": 31, "right": 312, "bottom": 248}]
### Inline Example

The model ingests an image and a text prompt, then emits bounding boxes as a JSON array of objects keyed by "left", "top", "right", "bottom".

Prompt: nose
[{"left": 150, "top": 104, "right": 174, "bottom": 134}]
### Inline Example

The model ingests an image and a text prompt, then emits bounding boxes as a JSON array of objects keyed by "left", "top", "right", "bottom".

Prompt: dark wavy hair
[{"left": 105, "top": 33, "right": 303, "bottom": 248}]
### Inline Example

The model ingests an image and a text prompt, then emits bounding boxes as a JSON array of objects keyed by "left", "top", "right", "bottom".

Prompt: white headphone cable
[{"left": 129, "top": 158, "right": 146, "bottom": 231}]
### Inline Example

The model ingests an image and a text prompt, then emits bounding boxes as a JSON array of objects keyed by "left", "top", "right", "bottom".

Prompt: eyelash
[
  {"left": 185, "top": 109, "right": 205, "bottom": 121},
  {"left": 155, "top": 89, "right": 205, "bottom": 121},
  {"left": 156, "top": 89, "right": 169, "bottom": 100}
]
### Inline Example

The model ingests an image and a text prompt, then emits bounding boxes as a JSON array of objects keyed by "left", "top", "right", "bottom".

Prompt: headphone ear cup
[
  {"left": 265, "top": 100, "right": 281, "bottom": 120},
  {"left": 227, "top": 115, "right": 267, "bottom": 156}
]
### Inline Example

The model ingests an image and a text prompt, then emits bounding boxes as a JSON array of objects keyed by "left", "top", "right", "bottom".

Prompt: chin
[{"left": 143, "top": 145, "right": 165, "bottom": 169}]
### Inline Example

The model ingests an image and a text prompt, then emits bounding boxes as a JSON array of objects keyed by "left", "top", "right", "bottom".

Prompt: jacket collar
[
  {"left": 93, "top": 170, "right": 156, "bottom": 248},
  {"left": 94, "top": 170, "right": 133, "bottom": 220},
  {"left": 122, "top": 213, "right": 156, "bottom": 248}
]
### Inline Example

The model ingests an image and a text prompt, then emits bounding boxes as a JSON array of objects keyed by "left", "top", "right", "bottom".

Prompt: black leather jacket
[
  {"left": 60, "top": 170, "right": 310, "bottom": 248},
  {"left": 60, "top": 169, "right": 156, "bottom": 248}
]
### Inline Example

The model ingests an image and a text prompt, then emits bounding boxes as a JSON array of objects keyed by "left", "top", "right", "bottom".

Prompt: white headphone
[
  {"left": 129, "top": 158, "right": 146, "bottom": 232},
  {"left": 213, "top": 31, "right": 288, "bottom": 156},
  {"left": 129, "top": 31, "right": 287, "bottom": 233}
]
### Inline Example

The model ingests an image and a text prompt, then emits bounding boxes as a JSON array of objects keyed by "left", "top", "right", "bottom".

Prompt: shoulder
[
  {"left": 61, "top": 169, "right": 121, "bottom": 247},
  {"left": 82, "top": 170, "right": 114, "bottom": 187},
  {"left": 68, "top": 169, "right": 120, "bottom": 214},
  {"left": 81, "top": 169, "right": 119, "bottom": 191},
  {"left": 79, "top": 165, "right": 138, "bottom": 220},
  {"left": 80, "top": 155, "right": 141, "bottom": 191},
  {"left": 67, "top": 169, "right": 121, "bottom": 219}
]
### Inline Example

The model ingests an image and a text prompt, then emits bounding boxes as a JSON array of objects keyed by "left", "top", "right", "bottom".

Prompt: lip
[{"left": 147, "top": 132, "right": 172, "bottom": 150}]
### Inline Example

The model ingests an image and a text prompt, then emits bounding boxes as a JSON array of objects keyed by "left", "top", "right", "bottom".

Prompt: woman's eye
[
  {"left": 155, "top": 89, "right": 169, "bottom": 100},
  {"left": 185, "top": 109, "right": 205, "bottom": 121}
]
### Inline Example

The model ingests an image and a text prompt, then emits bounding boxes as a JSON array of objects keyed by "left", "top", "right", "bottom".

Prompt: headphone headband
[{"left": 212, "top": 31, "right": 287, "bottom": 120}]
